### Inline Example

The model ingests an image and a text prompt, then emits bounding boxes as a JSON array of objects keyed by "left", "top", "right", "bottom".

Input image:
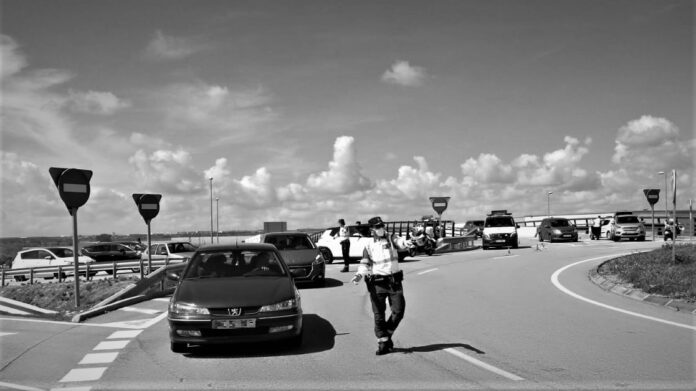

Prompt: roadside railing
[{"left": 1, "top": 258, "right": 190, "bottom": 287}]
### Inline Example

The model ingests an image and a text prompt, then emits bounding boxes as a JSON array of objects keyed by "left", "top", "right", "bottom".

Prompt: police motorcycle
[
  {"left": 663, "top": 221, "right": 679, "bottom": 241},
  {"left": 406, "top": 226, "right": 436, "bottom": 257}
]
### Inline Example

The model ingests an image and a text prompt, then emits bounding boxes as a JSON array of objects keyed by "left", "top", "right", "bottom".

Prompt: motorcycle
[
  {"left": 663, "top": 225, "right": 679, "bottom": 241},
  {"left": 406, "top": 228, "right": 436, "bottom": 257}
]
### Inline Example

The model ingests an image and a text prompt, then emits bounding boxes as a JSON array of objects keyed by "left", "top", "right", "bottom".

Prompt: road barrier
[{"left": 434, "top": 235, "right": 478, "bottom": 253}]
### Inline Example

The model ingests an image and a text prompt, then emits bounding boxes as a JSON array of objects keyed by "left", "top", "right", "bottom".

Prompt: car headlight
[
  {"left": 169, "top": 301, "right": 210, "bottom": 316},
  {"left": 313, "top": 254, "right": 324, "bottom": 265},
  {"left": 553, "top": 229, "right": 562, "bottom": 235},
  {"left": 259, "top": 298, "right": 298, "bottom": 312}
]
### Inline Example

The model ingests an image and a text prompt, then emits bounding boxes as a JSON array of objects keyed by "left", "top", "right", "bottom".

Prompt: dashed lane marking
[
  {"left": 79, "top": 352, "right": 119, "bottom": 365},
  {"left": 59, "top": 367, "right": 107, "bottom": 383},
  {"left": 551, "top": 254, "right": 696, "bottom": 331},
  {"left": 493, "top": 255, "right": 519, "bottom": 260},
  {"left": 107, "top": 330, "right": 142, "bottom": 339},
  {"left": 445, "top": 348, "right": 525, "bottom": 381},
  {"left": 417, "top": 268, "right": 438, "bottom": 275},
  {"left": 94, "top": 340, "right": 130, "bottom": 350}
]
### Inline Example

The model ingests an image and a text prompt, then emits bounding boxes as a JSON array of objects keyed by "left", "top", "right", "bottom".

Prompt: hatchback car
[
  {"left": 245, "top": 232, "right": 325, "bottom": 286},
  {"left": 536, "top": 218, "right": 578, "bottom": 242},
  {"left": 11, "top": 247, "right": 95, "bottom": 281},
  {"left": 314, "top": 224, "right": 372, "bottom": 263},
  {"left": 142, "top": 241, "right": 197, "bottom": 262},
  {"left": 167, "top": 243, "right": 302, "bottom": 353}
]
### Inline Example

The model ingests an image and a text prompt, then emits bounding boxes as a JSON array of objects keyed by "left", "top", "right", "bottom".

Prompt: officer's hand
[{"left": 351, "top": 274, "right": 363, "bottom": 285}]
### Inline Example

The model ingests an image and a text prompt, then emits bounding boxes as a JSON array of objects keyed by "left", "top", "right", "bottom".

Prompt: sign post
[
  {"left": 429, "top": 197, "right": 450, "bottom": 236},
  {"left": 643, "top": 189, "right": 660, "bottom": 241},
  {"left": 49, "top": 167, "right": 92, "bottom": 307},
  {"left": 133, "top": 193, "right": 162, "bottom": 275}
]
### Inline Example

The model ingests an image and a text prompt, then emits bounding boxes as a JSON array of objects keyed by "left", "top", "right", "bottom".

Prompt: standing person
[
  {"left": 351, "top": 216, "right": 406, "bottom": 355},
  {"left": 333, "top": 218, "right": 351, "bottom": 272},
  {"left": 592, "top": 215, "right": 602, "bottom": 240}
]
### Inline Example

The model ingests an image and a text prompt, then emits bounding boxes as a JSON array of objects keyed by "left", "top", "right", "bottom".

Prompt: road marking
[
  {"left": 0, "top": 381, "right": 44, "bottom": 391},
  {"left": 59, "top": 367, "right": 107, "bottom": 382},
  {"left": 444, "top": 348, "right": 525, "bottom": 381},
  {"left": 153, "top": 298, "right": 170, "bottom": 302},
  {"left": 0, "top": 305, "right": 30, "bottom": 315},
  {"left": 119, "top": 307, "right": 160, "bottom": 315},
  {"left": 418, "top": 268, "right": 438, "bottom": 275},
  {"left": 551, "top": 255, "right": 696, "bottom": 331},
  {"left": 493, "top": 255, "right": 519, "bottom": 260},
  {"left": 0, "top": 332, "right": 17, "bottom": 337},
  {"left": 79, "top": 352, "right": 119, "bottom": 365},
  {"left": 50, "top": 387, "right": 91, "bottom": 391},
  {"left": 108, "top": 330, "right": 142, "bottom": 339},
  {"left": 94, "top": 340, "right": 130, "bottom": 350}
]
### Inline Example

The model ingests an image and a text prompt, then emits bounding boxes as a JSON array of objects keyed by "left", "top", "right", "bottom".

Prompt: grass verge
[
  {"left": 598, "top": 243, "right": 696, "bottom": 302},
  {"left": 0, "top": 276, "right": 138, "bottom": 321}
]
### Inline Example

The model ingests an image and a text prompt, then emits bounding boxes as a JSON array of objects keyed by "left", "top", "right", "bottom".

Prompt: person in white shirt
[
  {"left": 351, "top": 216, "right": 406, "bottom": 355},
  {"left": 333, "top": 218, "right": 351, "bottom": 272}
]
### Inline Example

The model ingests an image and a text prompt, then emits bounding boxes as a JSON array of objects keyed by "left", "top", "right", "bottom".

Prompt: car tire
[
  {"left": 638, "top": 236, "right": 645, "bottom": 241},
  {"left": 170, "top": 342, "right": 188, "bottom": 354},
  {"left": 318, "top": 247, "right": 333, "bottom": 264}
]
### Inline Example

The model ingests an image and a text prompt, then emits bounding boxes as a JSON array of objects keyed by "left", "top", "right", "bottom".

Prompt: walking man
[
  {"left": 351, "top": 216, "right": 406, "bottom": 355},
  {"left": 333, "top": 218, "right": 351, "bottom": 272}
]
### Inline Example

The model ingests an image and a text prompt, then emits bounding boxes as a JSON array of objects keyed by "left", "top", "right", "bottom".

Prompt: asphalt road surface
[{"left": 1, "top": 238, "right": 694, "bottom": 391}]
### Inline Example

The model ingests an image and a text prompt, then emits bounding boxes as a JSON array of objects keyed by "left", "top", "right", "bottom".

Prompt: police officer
[
  {"left": 351, "top": 216, "right": 406, "bottom": 355},
  {"left": 333, "top": 218, "right": 351, "bottom": 272}
]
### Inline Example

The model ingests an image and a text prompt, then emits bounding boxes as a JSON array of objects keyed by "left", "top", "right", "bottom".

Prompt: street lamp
[
  {"left": 209, "top": 177, "right": 214, "bottom": 244},
  {"left": 547, "top": 191, "right": 553, "bottom": 217},
  {"left": 658, "top": 171, "right": 668, "bottom": 223},
  {"left": 215, "top": 197, "right": 220, "bottom": 244}
]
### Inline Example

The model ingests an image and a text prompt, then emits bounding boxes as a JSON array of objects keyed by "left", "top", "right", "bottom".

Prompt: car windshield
[
  {"left": 485, "top": 217, "right": 515, "bottom": 227},
  {"left": 168, "top": 243, "right": 197, "bottom": 253},
  {"left": 48, "top": 248, "right": 73, "bottom": 257},
  {"left": 617, "top": 216, "right": 639, "bottom": 224},
  {"left": 550, "top": 219, "right": 570, "bottom": 227},
  {"left": 184, "top": 250, "right": 285, "bottom": 279},
  {"left": 267, "top": 235, "right": 314, "bottom": 250}
]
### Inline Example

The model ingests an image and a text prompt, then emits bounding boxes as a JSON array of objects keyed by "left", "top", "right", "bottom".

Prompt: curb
[{"left": 589, "top": 265, "right": 696, "bottom": 315}]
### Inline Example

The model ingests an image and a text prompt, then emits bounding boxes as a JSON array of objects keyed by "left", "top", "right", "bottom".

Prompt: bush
[{"left": 599, "top": 243, "right": 696, "bottom": 301}]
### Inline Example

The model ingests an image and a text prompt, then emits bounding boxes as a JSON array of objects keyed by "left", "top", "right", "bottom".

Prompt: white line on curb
[
  {"left": 551, "top": 254, "right": 696, "bottom": 331},
  {"left": 444, "top": 348, "right": 525, "bottom": 381}
]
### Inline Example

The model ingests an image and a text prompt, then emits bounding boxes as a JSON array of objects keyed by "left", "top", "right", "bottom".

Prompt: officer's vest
[{"left": 360, "top": 238, "right": 400, "bottom": 276}]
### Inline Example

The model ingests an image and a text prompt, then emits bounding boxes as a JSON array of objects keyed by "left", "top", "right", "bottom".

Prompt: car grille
[
  {"left": 202, "top": 328, "right": 270, "bottom": 337},
  {"left": 289, "top": 267, "right": 309, "bottom": 278},
  {"left": 209, "top": 306, "right": 261, "bottom": 316},
  {"left": 490, "top": 233, "right": 511, "bottom": 239}
]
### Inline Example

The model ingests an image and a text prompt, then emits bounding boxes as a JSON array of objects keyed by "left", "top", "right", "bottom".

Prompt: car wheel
[
  {"left": 512, "top": 242, "right": 519, "bottom": 249},
  {"left": 318, "top": 247, "right": 333, "bottom": 264},
  {"left": 482, "top": 245, "right": 488, "bottom": 250},
  {"left": 170, "top": 342, "right": 188, "bottom": 353},
  {"left": 397, "top": 252, "right": 407, "bottom": 262},
  {"left": 638, "top": 236, "right": 645, "bottom": 241},
  {"left": 53, "top": 272, "right": 67, "bottom": 279}
]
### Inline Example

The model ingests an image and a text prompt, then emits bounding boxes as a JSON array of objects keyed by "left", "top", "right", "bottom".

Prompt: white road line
[
  {"left": 59, "top": 367, "right": 107, "bottom": 382},
  {"left": 551, "top": 254, "right": 696, "bottom": 331},
  {"left": 418, "top": 268, "right": 438, "bottom": 275},
  {"left": 0, "top": 305, "right": 30, "bottom": 315},
  {"left": 153, "top": 298, "right": 170, "bottom": 302},
  {"left": 444, "top": 348, "right": 525, "bottom": 381},
  {"left": 493, "top": 255, "right": 519, "bottom": 260},
  {"left": 50, "top": 387, "right": 91, "bottom": 391},
  {"left": 0, "top": 332, "right": 17, "bottom": 337},
  {"left": 79, "top": 352, "right": 119, "bottom": 365},
  {"left": 0, "top": 381, "right": 44, "bottom": 391},
  {"left": 94, "top": 340, "right": 130, "bottom": 350},
  {"left": 119, "top": 307, "right": 160, "bottom": 315},
  {"left": 108, "top": 330, "right": 142, "bottom": 339}
]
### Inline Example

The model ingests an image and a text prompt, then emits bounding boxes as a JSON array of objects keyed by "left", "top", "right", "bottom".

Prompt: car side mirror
[
  {"left": 167, "top": 272, "right": 181, "bottom": 281},
  {"left": 516, "top": 224, "right": 520, "bottom": 229}
]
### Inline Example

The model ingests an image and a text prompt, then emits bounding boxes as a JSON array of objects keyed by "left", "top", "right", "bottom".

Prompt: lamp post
[
  {"left": 209, "top": 177, "right": 214, "bottom": 244},
  {"left": 658, "top": 171, "right": 668, "bottom": 223},
  {"left": 215, "top": 197, "right": 220, "bottom": 244},
  {"left": 547, "top": 191, "right": 553, "bottom": 217}
]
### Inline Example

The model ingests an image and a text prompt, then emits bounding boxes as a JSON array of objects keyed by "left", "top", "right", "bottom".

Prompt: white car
[
  {"left": 11, "top": 247, "right": 95, "bottom": 281},
  {"left": 141, "top": 241, "right": 197, "bottom": 262},
  {"left": 314, "top": 225, "right": 373, "bottom": 263}
]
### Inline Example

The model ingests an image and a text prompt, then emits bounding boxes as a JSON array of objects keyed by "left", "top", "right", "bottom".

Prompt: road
[{"left": 1, "top": 238, "right": 694, "bottom": 390}]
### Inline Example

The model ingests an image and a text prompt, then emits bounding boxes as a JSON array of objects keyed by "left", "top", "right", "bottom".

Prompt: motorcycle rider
[{"left": 351, "top": 216, "right": 407, "bottom": 355}]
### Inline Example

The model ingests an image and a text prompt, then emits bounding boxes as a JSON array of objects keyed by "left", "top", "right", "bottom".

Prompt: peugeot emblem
[{"left": 227, "top": 308, "right": 241, "bottom": 316}]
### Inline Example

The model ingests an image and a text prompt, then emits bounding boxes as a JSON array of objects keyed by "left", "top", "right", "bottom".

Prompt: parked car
[
  {"left": 167, "top": 243, "right": 303, "bottom": 353},
  {"left": 118, "top": 241, "right": 146, "bottom": 253},
  {"left": 536, "top": 217, "right": 578, "bottom": 242},
  {"left": 81, "top": 242, "right": 141, "bottom": 262},
  {"left": 482, "top": 210, "right": 519, "bottom": 250},
  {"left": 462, "top": 220, "right": 484, "bottom": 238},
  {"left": 314, "top": 224, "right": 372, "bottom": 263},
  {"left": 606, "top": 213, "right": 646, "bottom": 241},
  {"left": 142, "top": 241, "right": 197, "bottom": 262},
  {"left": 245, "top": 232, "right": 325, "bottom": 286},
  {"left": 11, "top": 247, "right": 95, "bottom": 281}
]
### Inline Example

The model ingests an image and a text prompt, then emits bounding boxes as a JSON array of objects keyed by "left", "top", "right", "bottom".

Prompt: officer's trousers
[{"left": 366, "top": 279, "right": 405, "bottom": 340}]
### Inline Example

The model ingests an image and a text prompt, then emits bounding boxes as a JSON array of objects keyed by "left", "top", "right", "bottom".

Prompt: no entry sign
[
  {"left": 133, "top": 193, "right": 162, "bottom": 223},
  {"left": 49, "top": 167, "right": 92, "bottom": 214},
  {"left": 643, "top": 189, "right": 660, "bottom": 206}
]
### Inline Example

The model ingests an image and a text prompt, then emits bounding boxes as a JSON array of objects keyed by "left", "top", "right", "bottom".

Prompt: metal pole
[
  {"left": 147, "top": 221, "right": 152, "bottom": 274},
  {"left": 72, "top": 208, "right": 80, "bottom": 307},
  {"left": 547, "top": 192, "right": 553, "bottom": 217},
  {"left": 209, "top": 177, "right": 214, "bottom": 244},
  {"left": 216, "top": 197, "right": 219, "bottom": 244},
  {"left": 651, "top": 205, "right": 655, "bottom": 241},
  {"left": 672, "top": 170, "right": 676, "bottom": 263}
]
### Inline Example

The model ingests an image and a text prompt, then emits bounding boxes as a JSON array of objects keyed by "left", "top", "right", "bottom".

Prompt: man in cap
[{"left": 351, "top": 216, "right": 406, "bottom": 355}]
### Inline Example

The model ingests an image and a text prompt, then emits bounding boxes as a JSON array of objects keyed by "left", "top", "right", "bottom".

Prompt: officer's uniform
[
  {"left": 355, "top": 216, "right": 405, "bottom": 355},
  {"left": 334, "top": 220, "right": 351, "bottom": 272}
]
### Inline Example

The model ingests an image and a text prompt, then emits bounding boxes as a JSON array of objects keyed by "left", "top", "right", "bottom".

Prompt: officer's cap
[{"left": 368, "top": 216, "right": 385, "bottom": 228}]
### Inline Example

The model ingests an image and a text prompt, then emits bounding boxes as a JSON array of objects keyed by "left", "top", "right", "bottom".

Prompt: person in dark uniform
[
  {"left": 333, "top": 218, "right": 351, "bottom": 272},
  {"left": 351, "top": 216, "right": 407, "bottom": 355}
]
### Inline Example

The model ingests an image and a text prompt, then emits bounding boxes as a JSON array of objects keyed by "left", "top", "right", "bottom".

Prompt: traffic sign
[
  {"left": 49, "top": 167, "right": 92, "bottom": 214},
  {"left": 643, "top": 189, "right": 660, "bottom": 206},
  {"left": 132, "top": 193, "right": 162, "bottom": 223},
  {"left": 429, "top": 196, "right": 450, "bottom": 215}
]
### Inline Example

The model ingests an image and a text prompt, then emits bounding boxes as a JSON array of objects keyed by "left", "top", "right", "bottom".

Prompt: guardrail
[{"left": 0, "top": 258, "right": 189, "bottom": 287}]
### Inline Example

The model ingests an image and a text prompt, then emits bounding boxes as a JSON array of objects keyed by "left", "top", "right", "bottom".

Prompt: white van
[{"left": 482, "top": 210, "right": 519, "bottom": 250}]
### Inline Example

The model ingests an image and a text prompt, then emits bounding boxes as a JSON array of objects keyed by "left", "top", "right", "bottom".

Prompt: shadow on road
[
  {"left": 298, "top": 278, "right": 343, "bottom": 290},
  {"left": 393, "top": 342, "right": 485, "bottom": 355},
  {"left": 183, "top": 313, "right": 336, "bottom": 358}
]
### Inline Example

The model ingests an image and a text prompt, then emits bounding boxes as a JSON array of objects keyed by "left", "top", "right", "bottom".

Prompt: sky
[{"left": 0, "top": 0, "right": 694, "bottom": 238}]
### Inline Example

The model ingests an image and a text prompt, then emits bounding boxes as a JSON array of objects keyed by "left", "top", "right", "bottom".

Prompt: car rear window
[
  {"left": 168, "top": 243, "right": 197, "bottom": 253},
  {"left": 49, "top": 248, "right": 73, "bottom": 257},
  {"left": 185, "top": 250, "right": 285, "bottom": 279},
  {"left": 266, "top": 235, "right": 314, "bottom": 250}
]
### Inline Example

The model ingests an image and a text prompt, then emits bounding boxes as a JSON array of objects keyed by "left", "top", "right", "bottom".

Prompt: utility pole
[{"left": 209, "top": 177, "right": 214, "bottom": 244}]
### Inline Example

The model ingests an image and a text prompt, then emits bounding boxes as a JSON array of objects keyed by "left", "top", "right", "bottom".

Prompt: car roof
[
  {"left": 260, "top": 231, "right": 311, "bottom": 237},
  {"left": 195, "top": 243, "right": 278, "bottom": 252}
]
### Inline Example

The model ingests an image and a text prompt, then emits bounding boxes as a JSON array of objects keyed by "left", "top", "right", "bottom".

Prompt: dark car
[
  {"left": 167, "top": 243, "right": 303, "bottom": 353},
  {"left": 536, "top": 217, "right": 578, "bottom": 242},
  {"left": 81, "top": 242, "right": 141, "bottom": 263},
  {"left": 245, "top": 232, "right": 325, "bottom": 286}
]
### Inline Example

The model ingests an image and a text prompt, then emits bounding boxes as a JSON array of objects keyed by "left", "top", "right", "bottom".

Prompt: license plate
[
  {"left": 213, "top": 319, "right": 256, "bottom": 329},
  {"left": 495, "top": 240, "right": 505, "bottom": 243},
  {"left": 562, "top": 234, "right": 571, "bottom": 237}
]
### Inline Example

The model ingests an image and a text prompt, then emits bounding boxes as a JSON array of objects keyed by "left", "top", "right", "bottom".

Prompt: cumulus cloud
[
  {"left": 306, "top": 136, "right": 373, "bottom": 194},
  {"left": 0, "top": 35, "right": 26, "bottom": 78},
  {"left": 129, "top": 148, "right": 202, "bottom": 194},
  {"left": 381, "top": 60, "right": 427, "bottom": 87},
  {"left": 144, "top": 30, "right": 206, "bottom": 60},
  {"left": 612, "top": 115, "right": 691, "bottom": 171},
  {"left": 65, "top": 90, "right": 130, "bottom": 115}
]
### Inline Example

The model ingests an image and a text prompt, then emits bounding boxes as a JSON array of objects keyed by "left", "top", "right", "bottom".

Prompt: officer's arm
[{"left": 356, "top": 247, "right": 372, "bottom": 276}]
